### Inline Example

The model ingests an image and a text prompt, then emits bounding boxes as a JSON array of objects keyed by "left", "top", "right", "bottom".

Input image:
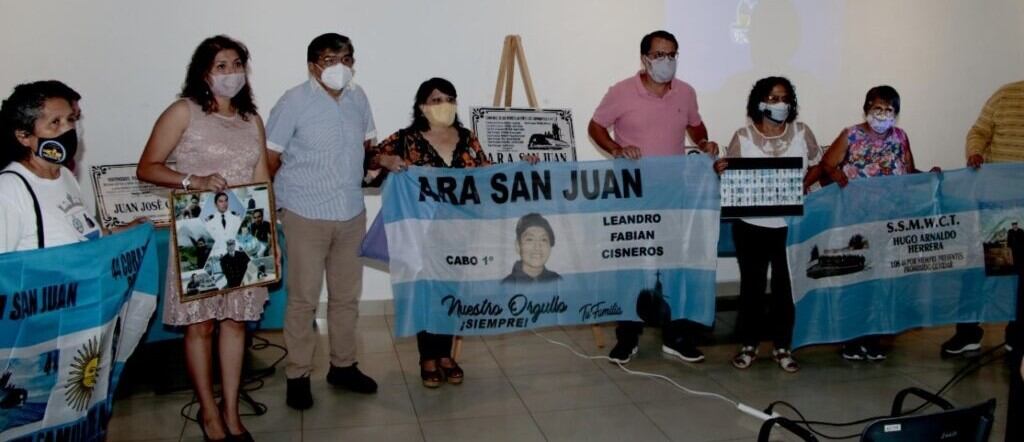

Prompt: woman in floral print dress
[{"left": 821, "top": 85, "right": 938, "bottom": 362}]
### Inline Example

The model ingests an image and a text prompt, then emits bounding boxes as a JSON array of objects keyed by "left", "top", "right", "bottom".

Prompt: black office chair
[{"left": 758, "top": 387, "right": 996, "bottom": 442}]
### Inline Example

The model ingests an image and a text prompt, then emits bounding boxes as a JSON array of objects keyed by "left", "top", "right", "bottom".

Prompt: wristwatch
[{"left": 182, "top": 174, "right": 192, "bottom": 190}]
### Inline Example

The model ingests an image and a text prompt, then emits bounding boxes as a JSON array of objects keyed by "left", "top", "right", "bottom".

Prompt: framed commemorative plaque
[
  {"left": 91, "top": 163, "right": 174, "bottom": 229},
  {"left": 471, "top": 107, "right": 576, "bottom": 164}
]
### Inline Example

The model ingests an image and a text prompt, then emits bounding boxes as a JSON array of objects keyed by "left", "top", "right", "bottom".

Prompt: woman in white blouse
[{"left": 715, "top": 76, "right": 822, "bottom": 373}]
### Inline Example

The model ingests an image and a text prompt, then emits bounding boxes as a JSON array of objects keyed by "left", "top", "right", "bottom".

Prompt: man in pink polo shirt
[{"left": 589, "top": 29, "right": 719, "bottom": 364}]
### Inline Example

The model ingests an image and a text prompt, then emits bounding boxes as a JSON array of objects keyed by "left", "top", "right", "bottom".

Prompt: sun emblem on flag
[{"left": 65, "top": 337, "right": 102, "bottom": 411}]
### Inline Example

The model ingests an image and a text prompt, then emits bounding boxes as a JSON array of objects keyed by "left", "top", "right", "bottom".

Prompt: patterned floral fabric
[
  {"left": 163, "top": 99, "right": 268, "bottom": 326},
  {"left": 840, "top": 124, "right": 911, "bottom": 180},
  {"left": 371, "top": 128, "right": 490, "bottom": 169}
]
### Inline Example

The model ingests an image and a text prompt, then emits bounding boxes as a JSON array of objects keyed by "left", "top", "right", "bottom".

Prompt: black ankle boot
[
  {"left": 285, "top": 376, "right": 313, "bottom": 410},
  {"left": 326, "top": 362, "right": 378, "bottom": 394}
]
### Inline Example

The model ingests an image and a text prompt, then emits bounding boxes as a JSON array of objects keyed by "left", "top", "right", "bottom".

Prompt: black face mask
[{"left": 35, "top": 128, "right": 78, "bottom": 165}]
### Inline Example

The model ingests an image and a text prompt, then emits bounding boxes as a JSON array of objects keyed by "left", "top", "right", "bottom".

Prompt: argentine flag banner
[
  {"left": 0, "top": 224, "right": 158, "bottom": 441},
  {"left": 382, "top": 156, "right": 720, "bottom": 337},
  {"left": 788, "top": 165, "right": 1023, "bottom": 348}
]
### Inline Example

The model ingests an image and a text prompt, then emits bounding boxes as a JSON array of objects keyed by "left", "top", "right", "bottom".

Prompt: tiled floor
[{"left": 107, "top": 316, "right": 1012, "bottom": 441}]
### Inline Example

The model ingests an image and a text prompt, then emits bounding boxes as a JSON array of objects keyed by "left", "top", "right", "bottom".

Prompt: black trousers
[
  {"left": 732, "top": 221, "right": 794, "bottom": 349},
  {"left": 1005, "top": 267, "right": 1024, "bottom": 441},
  {"left": 955, "top": 255, "right": 1023, "bottom": 342},
  {"left": 1008, "top": 345, "right": 1023, "bottom": 441},
  {"left": 615, "top": 319, "right": 697, "bottom": 345},
  {"left": 417, "top": 331, "right": 453, "bottom": 362},
  {"left": 952, "top": 321, "right": 1018, "bottom": 342}
]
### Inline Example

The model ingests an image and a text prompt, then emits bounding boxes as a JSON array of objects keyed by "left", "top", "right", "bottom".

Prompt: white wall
[
  {"left": 0, "top": 0, "right": 662, "bottom": 300},
  {"left": 670, "top": 0, "right": 1024, "bottom": 171},
  {"left": 2, "top": 0, "right": 1022, "bottom": 300}
]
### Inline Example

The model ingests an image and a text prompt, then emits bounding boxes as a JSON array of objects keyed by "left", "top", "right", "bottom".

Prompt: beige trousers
[{"left": 281, "top": 209, "right": 365, "bottom": 379}]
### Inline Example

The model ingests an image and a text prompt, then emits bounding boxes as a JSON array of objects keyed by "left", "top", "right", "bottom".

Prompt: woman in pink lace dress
[{"left": 137, "top": 35, "right": 269, "bottom": 442}]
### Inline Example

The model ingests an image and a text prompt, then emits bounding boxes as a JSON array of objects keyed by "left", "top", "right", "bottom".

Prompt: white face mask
[
  {"left": 867, "top": 113, "right": 895, "bottom": 133},
  {"left": 320, "top": 64, "right": 353, "bottom": 91},
  {"left": 645, "top": 56, "right": 677, "bottom": 84},
  {"left": 758, "top": 102, "right": 790, "bottom": 124},
  {"left": 209, "top": 73, "right": 246, "bottom": 98}
]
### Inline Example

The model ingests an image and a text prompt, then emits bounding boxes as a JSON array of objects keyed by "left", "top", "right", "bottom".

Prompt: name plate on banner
[
  {"left": 91, "top": 163, "right": 173, "bottom": 228},
  {"left": 471, "top": 107, "right": 576, "bottom": 164},
  {"left": 720, "top": 157, "right": 803, "bottom": 218}
]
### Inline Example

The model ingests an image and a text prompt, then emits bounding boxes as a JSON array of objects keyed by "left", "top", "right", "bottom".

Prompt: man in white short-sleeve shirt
[{"left": 265, "top": 32, "right": 378, "bottom": 410}]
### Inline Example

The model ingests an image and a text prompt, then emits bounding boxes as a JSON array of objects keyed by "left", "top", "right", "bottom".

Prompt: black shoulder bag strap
[{"left": 0, "top": 170, "right": 45, "bottom": 248}]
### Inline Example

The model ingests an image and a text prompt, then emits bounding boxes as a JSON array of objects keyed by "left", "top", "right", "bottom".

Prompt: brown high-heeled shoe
[
  {"left": 438, "top": 358, "right": 464, "bottom": 385},
  {"left": 420, "top": 360, "right": 445, "bottom": 388}
]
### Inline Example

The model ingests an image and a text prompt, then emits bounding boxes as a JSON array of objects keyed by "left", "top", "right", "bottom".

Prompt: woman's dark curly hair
[
  {"left": 746, "top": 76, "right": 798, "bottom": 124},
  {"left": 180, "top": 35, "right": 257, "bottom": 120}
]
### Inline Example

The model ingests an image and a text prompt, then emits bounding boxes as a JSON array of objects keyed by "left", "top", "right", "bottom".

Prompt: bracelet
[{"left": 181, "top": 173, "right": 193, "bottom": 191}]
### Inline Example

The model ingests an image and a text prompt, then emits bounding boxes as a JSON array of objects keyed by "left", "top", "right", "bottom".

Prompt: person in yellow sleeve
[
  {"left": 965, "top": 80, "right": 1024, "bottom": 166},
  {"left": 942, "top": 80, "right": 1024, "bottom": 357}
]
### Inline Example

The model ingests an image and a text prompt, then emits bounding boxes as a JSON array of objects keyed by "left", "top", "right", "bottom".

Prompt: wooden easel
[
  {"left": 492, "top": 35, "right": 540, "bottom": 108},
  {"left": 452, "top": 36, "right": 606, "bottom": 361}
]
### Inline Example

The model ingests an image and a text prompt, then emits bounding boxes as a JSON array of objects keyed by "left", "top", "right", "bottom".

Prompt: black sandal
[
  {"left": 420, "top": 360, "right": 445, "bottom": 388},
  {"left": 439, "top": 358, "right": 464, "bottom": 385}
]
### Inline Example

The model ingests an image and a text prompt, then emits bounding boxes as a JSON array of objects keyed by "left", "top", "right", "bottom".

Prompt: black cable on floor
[{"left": 764, "top": 343, "right": 1008, "bottom": 440}]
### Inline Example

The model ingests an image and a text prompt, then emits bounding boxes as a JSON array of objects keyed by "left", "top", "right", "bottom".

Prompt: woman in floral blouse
[
  {"left": 369, "top": 78, "right": 489, "bottom": 171},
  {"left": 367, "top": 77, "right": 488, "bottom": 388},
  {"left": 822, "top": 85, "right": 920, "bottom": 185},
  {"left": 821, "top": 85, "right": 938, "bottom": 362}
]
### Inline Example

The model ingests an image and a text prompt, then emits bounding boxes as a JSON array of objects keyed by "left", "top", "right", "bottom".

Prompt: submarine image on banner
[
  {"left": 635, "top": 271, "right": 671, "bottom": 326},
  {"left": 806, "top": 233, "right": 870, "bottom": 279},
  {"left": 527, "top": 123, "right": 571, "bottom": 150},
  {"left": 0, "top": 372, "right": 27, "bottom": 409}
]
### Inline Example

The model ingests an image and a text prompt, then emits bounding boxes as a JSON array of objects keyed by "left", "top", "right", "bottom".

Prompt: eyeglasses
[
  {"left": 646, "top": 51, "right": 678, "bottom": 61},
  {"left": 317, "top": 53, "right": 354, "bottom": 68},
  {"left": 426, "top": 96, "right": 456, "bottom": 105},
  {"left": 869, "top": 106, "right": 896, "bottom": 117},
  {"left": 765, "top": 95, "right": 789, "bottom": 104}
]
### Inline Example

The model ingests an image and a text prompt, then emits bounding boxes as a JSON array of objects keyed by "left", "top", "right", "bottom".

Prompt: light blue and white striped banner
[
  {"left": 788, "top": 165, "right": 1022, "bottom": 348},
  {"left": 382, "top": 156, "right": 720, "bottom": 337},
  {"left": 0, "top": 224, "right": 158, "bottom": 441}
]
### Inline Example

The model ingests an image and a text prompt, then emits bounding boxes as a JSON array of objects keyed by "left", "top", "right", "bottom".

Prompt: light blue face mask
[
  {"left": 758, "top": 102, "right": 790, "bottom": 124},
  {"left": 867, "top": 113, "right": 895, "bottom": 133}
]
